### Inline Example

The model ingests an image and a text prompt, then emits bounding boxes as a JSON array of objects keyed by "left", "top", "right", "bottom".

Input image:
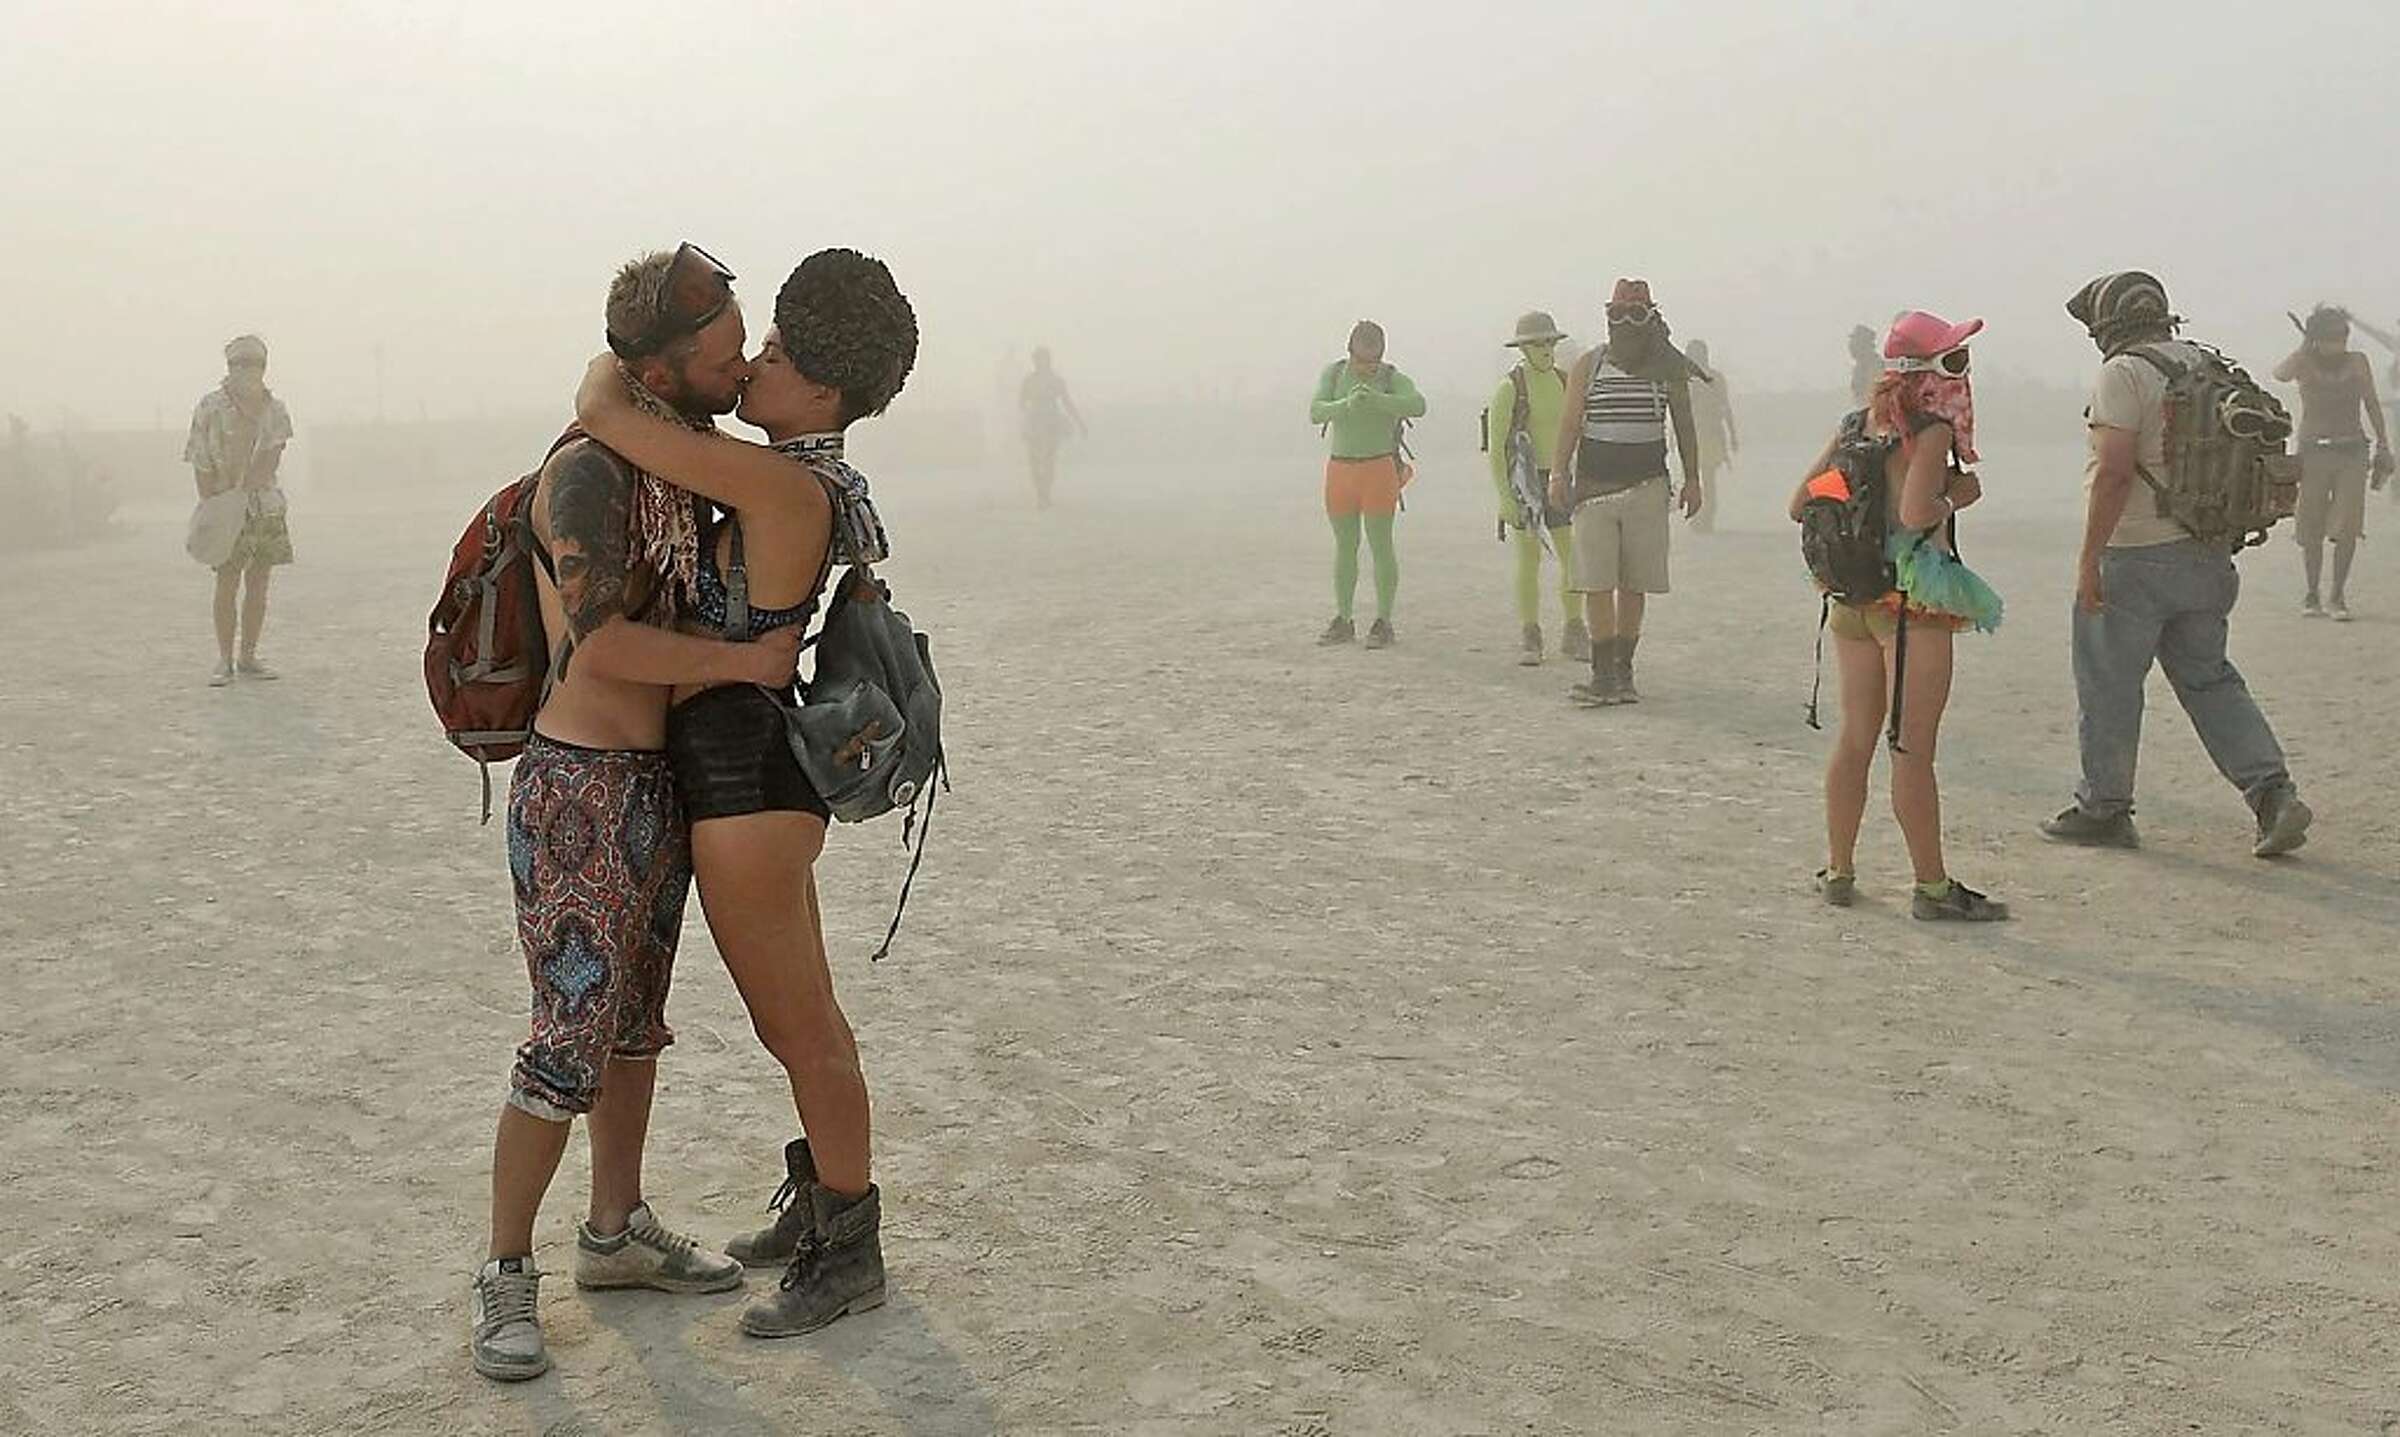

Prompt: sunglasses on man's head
[
  {"left": 1891, "top": 346, "right": 1972, "bottom": 378},
  {"left": 609, "top": 242, "right": 736, "bottom": 359},
  {"left": 1607, "top": 304, "right": 1658, "bottom": 326}
]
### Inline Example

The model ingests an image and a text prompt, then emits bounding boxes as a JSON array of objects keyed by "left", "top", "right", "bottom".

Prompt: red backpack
[{"left": 424, "top": 430, "right": 577, "bottom": 820}]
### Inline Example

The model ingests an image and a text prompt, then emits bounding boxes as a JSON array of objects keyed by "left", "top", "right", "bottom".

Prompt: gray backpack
[
  {"left": 2124, "top": 343, "right": 2301, "bottom": 551},
  {"left": 793, "top": 566, "right": 944, "bottom": 825},
  {"left": 792, "top": 566, "right": 946, "bottom": 960}
]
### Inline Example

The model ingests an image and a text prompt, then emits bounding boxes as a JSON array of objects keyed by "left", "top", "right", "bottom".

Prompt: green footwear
[
  {"left": 1814, "top": 870, "right": 1857, "bottom": 907},
  {"left": 1911, "top": 879, "right": 2010, "bottom": 923}
]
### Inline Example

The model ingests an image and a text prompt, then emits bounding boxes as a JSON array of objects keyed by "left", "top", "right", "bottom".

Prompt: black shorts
[{"left": 666, "top": 684, "right": 830, "bottom": 824}]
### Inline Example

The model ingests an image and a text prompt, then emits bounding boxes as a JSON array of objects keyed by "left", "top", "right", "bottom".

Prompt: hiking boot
[
  {"left": 2303, "top": 592, "right": 2325, "bottom": 617},
  {"left": 1316, "top": 617, "right": 1355, "bottom": 647},
  {"left": 741, "top": 1185, "right": 887, "bottom": 1339},
  {"left": 573, "top": 1201, "right": 745, "bottom": 1294},
  {"left": 208, "top": 659, "right": 235, "bottom": 688},
  {"left": 726, "top": 1139, "right": 817, "bottom": 1268},
  {"left": 470, "top": 1257, "right": 549, "bottom": 1382},
  {"left": 1570, "top": 640, "right": 1621, "bottom": 707},
  {"left": 1912, "top": 879, "right": 2011, "bottom": 923},
  {"left": 1364, "top": 619, "right": 1396, "bottom": 650},
  {"left": 1616, "top": 635, "right": 1641, "bottom": 704},
  {"left": 1562, "top": 620, "right": 1591, "bottom": 662},
  {"left": 1518, "top": 625, "right": 1544, "bottom": 666},
  {"left": 2040, "top": 805, "right": 2140, "bottom": 849},
  {"left": 235, "top": 656, "right": 278, "bottom": 680},
  {"left": 1814, "top": 869, "right": 1857, "bottom": 907},
  {"left": 2252, "top": 789, "right": 2313, "bottom": 858},
  {"left": 2330, "top": 596, "right": 2352, "bottom": 622}
]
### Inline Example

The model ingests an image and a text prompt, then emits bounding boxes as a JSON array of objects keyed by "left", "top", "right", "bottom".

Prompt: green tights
[
  {"left": 1511, "top": 524, "right": 1579, "bottom": 628},
  {"left": 1331, "top": 512, "right": 1398, "bottom": 621}
]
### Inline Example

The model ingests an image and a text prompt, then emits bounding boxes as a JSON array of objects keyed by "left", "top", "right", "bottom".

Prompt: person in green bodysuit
[
  {"left": 1311, "top": 320, "right": 1425, "bottom": 649},
  {"left": 1483, "top": 311, "right": 1586, "bottom": 664}
]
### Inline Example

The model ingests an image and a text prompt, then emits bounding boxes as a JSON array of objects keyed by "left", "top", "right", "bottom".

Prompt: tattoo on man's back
[{"left": 544, "top": 447, "right": 635, "bottom": 678}]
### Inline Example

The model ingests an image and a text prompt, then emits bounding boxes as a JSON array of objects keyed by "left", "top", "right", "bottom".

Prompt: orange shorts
[{"left": 1324, "top": 454, "right": 1407, "bottom": 518}]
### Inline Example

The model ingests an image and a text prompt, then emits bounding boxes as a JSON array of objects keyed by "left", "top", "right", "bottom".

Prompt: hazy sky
[{"left": 4, "top": 0, "right": 2394, "bottom": 428}]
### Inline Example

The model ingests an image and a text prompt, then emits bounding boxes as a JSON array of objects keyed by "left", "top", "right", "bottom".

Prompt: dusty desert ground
[{"left": 3, "top": 432, "right": 2397, "bottom": 1436}]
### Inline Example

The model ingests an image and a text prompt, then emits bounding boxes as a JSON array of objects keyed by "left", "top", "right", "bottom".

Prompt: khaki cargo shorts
[
  {"left": 2296, "top": 443, "right": 2369, "bottom": 546},
  {"left": 1569, "top": 476, "right": 1672, "bottom": 594}
]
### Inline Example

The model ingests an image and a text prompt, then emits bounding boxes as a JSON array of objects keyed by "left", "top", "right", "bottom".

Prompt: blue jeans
[{"left": 2071, "top": 539, "right": 2293, "bottom": 820}]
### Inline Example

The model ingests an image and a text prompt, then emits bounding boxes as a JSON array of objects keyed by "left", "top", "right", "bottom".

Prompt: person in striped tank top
[{"left": 1545, "top": 279, "right": 1707, "bottom": 705}]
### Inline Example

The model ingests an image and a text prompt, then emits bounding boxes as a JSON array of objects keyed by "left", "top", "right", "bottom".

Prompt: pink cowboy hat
[{"left": 1883, "top": 311, "right": 1984, "bottom": 360}]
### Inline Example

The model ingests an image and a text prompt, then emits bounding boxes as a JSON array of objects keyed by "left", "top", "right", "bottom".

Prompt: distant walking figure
[
  {"left": 185, "top": 335, "right": 295, "bottom": 686},
  {"left": 1020, "top": 347, "right": 1085, "bottom": 509}
]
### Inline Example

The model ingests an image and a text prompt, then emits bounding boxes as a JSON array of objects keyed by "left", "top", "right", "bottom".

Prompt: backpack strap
[
  {"left": 1887, "top": 606, "right": 1910, "bottom": 753},
  {"left": 1509, "top": 366, "right": 1532, "bottom": 441},
  {"left": 2115, "top": 348, "right": 2191, "bottom": 539},
  {"left": 720, "top": 508, "right": 750, "bottom": 639},
  {"left": 793, "top": 466, "right": 862, "bottom": 662},
  {"left": 1804, "top": 595, "right": 1829, "bottom": 730},
  {"left": 2123, "top": 343, "right": 2184, "bottom": 383}
]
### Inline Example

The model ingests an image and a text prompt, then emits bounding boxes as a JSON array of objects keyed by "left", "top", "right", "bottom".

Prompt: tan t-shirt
[{"left": 2086, "top": 342, "right": 2198, "bottom": 548}]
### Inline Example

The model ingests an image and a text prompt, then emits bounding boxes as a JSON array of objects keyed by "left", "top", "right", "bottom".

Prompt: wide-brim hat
[
  {"left": 1506, "top": 310, "right": 1567, "bottom": 347},
  {"left": 1608, "top": 278, "right": 1656, "bottom": 309},
  {"left": 1883, "top": 311, "right": 1984, "bottom": 360}
]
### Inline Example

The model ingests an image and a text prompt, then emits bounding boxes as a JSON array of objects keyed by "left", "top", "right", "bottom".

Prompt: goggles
[
  {"left": 1606, "top": 303, "right": 1659, "bottom": 327},
  {"left": 607, "top": 242, "right": 736, "bottom": 359},
  {"left": 1888, "top": 346, "right": 1971, "bottom": 378}
]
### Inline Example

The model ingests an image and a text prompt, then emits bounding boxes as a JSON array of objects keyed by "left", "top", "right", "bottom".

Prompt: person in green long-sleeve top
[
  {"left": 1484, "top": 311, "right": 1586, "bottom": 665},
  {"left": 1311, "top": 319, "right": 1425, "bottom": 649}
]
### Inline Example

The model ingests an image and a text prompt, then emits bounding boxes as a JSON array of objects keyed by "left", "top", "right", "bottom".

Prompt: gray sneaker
[
  {"left": 2040, "top": 804, "right": 2140, "bottom": 849},
  {"left": 1814, "top": 870, "right": 1857, "bottom": 907},
  {"left": 574, "top": 1201, "right": 745, "bottom": 1293},
  {"left": 208, "top": 659, "right": 235, "bottom": 688},
  {"left": 1517, "top": 625, "right": 1544, "bottom": 666},
  {"left": 1316, "top": 616, "right": 1355, "bottom": 646},
  {"left": 741, "top": 1184, "right": 887, "bottom": 1339},
  {"left": 726, "top": 1139, "right": 817, "bottom": 1268},
  {"left": 235, "top": 657, "right": 279, "bottom": 680},
  {"left": 2253, "top": 790, "right": 2313, "bottom": 858},
  {"left": 1363, "top": 618, "right": 1397, "bottom": 650},
  {"left": 470, "top": 1256, "right": 549, "bottom": 1382}
]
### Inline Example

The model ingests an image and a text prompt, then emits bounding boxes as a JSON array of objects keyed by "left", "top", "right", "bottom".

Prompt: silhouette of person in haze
[{"left": 1019, "top": 347, "right": 1085, "bottom": 509}]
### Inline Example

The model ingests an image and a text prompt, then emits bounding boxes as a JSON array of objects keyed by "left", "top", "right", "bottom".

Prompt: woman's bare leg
[
  {"left": 1883, "top": 626, "right": 1956, "bottom": 885},
  {"left": 212, "top": 566, "right": 241, "bottom": 662},
  {"left": 238, "top": 563, "right": 272, "bottom": 662},
  {"left": 691, "top": 811, "right": 871, "bottom": 1197},
  {"left": 1824, "top": 632, "right": 1885, "bottom": 875}
]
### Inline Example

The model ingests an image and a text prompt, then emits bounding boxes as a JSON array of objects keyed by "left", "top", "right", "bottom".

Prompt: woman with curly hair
[{"left": 574, "top": 247, "right": 916, "bottom": 1339}]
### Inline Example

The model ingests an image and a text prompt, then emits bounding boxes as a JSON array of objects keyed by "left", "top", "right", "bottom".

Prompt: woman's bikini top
[{"left": 689, "top": 433, "right": 889, "bottom": 641}]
